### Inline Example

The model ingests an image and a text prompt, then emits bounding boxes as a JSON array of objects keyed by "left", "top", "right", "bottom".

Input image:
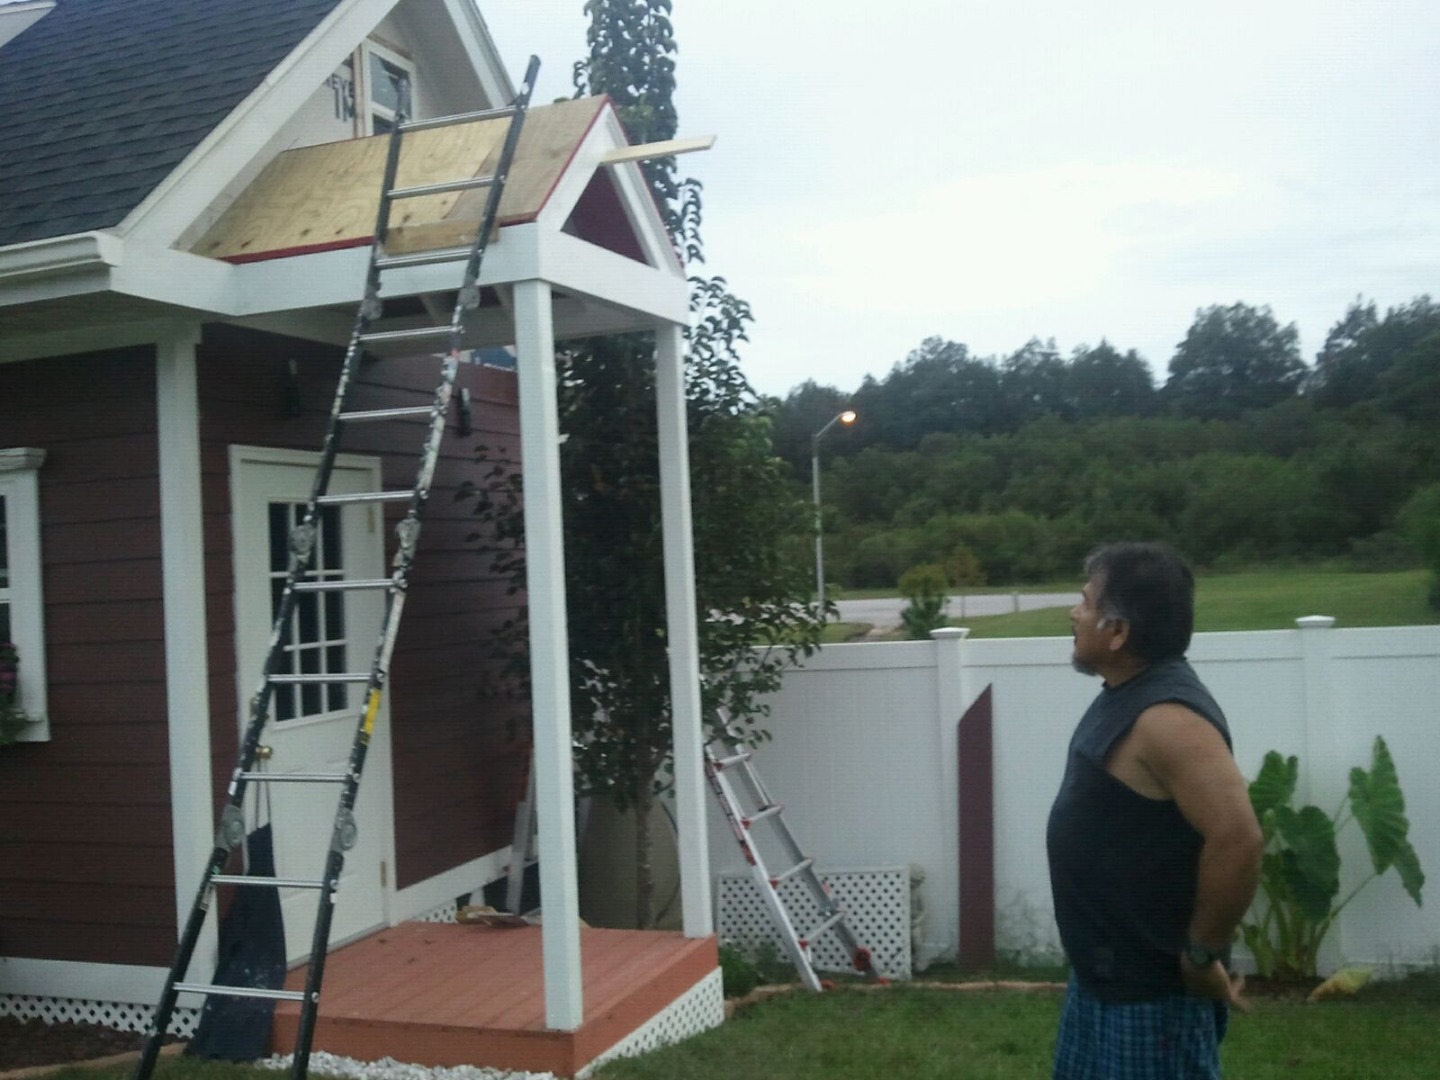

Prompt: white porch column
[
  {"left": 654, "top": 323, "right": 712, "bottom": 938},
  {"left": 155, "top": 325, "right": 218, "bottom": 981},
  {"left": 513, "top": 279, "right": 584, "bottom": 1029}
]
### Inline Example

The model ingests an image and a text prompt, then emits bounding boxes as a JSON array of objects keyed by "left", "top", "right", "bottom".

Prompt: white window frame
[
  {"left": 356, "top": 40, "right": 416, "bottom": 135},
  {"left": 0, "top": 448, "right": 49, "bottom": 741}
]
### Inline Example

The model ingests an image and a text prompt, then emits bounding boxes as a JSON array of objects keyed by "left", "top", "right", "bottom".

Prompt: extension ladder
[
  {"left": 133, "top": 56, "right": 541, "bottom": 1080},
  {"left": 704, "top": 716, "right": 879, "bottom": 991}
]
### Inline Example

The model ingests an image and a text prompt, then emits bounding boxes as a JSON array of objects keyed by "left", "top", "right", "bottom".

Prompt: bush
[
  {"left": 899, "top": 563, "right": 950, "bottom": 639},
  {"left": 1397, "top": 484, "right": 1440, "bottom": 610}
]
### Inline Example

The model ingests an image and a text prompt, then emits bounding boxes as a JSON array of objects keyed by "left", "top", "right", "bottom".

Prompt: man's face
[{"left": 1070, "top": 575, "right": 1111, "bottom": 676}]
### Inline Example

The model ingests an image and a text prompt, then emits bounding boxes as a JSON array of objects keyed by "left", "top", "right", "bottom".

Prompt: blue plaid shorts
[{"left": 1053, "top": 973, "right": 1228, "bottom": 1079}]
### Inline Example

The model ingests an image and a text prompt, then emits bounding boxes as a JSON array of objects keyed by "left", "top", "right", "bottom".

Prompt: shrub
[{"left": 898, "top": 563, "right": 951, "bottom": 640}]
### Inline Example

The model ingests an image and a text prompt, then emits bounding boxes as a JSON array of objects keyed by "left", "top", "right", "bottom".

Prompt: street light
[{"left": 812, "top": 409, "right": 857, "bottom": 611}]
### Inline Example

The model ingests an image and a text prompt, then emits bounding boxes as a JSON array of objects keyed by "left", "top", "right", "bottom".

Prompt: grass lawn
[
  {"left": 60, "top": 972, "right": 1439, "bottom": 1080},
  {"left": 832, "top": 568, "right": 1437, "bottom": 641}
]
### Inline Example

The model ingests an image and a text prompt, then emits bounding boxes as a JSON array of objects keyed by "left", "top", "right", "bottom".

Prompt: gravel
[{"left": 257, "top": 1051, "right": 560, "bottom": 1080}]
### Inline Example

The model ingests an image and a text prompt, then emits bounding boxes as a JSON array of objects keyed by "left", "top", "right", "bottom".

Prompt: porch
[{"left": 271, "top": 922, "right": 722, "bottom": 1079}]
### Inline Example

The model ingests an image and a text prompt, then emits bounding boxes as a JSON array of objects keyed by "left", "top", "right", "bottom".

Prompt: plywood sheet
[{"left": 191, "top": 97, "right": 609, "bottom": 263}]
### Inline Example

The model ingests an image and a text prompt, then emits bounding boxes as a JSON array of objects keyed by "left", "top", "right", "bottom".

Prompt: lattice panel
[
  {"left": 411, "top": 899, "right": 459, "bottom": 924},
  {"left": 717, "top": 866, "right": 911, "bottom": 978},
  {"left": 579, "top": 968, "right": 724, "bottom": 1079},
  {"left": 0, "top": 995, "right": 200, "bottom": 1037}
]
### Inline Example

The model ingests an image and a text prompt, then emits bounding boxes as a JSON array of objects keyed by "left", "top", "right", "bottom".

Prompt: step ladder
[
  {"left": 133, "top": 56, "right": 541, "bottom": 1080},
  {"left": 704, "top": 715, "right": 879, "bottom": 992}
]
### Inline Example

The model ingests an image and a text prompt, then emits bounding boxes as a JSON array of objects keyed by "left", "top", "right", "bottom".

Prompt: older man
[{"left": 1047, "top": 542, "right": 1263, "bottom": 1079}]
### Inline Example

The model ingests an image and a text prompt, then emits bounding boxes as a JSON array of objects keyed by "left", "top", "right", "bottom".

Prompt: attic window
[{"left": 360, "top": 41, "right": 415, "bottom": 135}]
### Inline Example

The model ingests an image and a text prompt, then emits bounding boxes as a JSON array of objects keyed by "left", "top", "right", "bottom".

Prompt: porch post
[
  {"left": 654, "top": 322, "right": 712, "bottom": 937},
  {"left": 155, "top": 325, "right": 218, "bottom": 980},
  {"left": 513, "top": 279, "right": 584, "bottom": 1029}
]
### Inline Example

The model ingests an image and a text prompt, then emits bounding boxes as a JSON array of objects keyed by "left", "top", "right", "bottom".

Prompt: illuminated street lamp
[{"left": 812, "top": 409, "right": 857, "bottom": 610}]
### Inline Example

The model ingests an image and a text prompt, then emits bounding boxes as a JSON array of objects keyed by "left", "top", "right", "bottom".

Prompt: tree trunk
[{"left": 634, "top": 785, "right": 654, "bottom": 929}]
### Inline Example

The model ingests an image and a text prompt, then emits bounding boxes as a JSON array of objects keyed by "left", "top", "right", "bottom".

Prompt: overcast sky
[{"left": 479, "top": 1, "right": 1439, "bottom": 400}]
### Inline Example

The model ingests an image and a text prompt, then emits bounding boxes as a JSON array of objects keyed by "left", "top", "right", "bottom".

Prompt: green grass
[
  {"left": 44, "top": 973, "right": 1440, "bottom": 1080},
  {"left": 857, "top": 568, "right": 1438, "bottom": 641}
]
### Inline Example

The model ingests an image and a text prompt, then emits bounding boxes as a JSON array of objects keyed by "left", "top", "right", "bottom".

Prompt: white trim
[
  {"left": 0, "top": 958, "right": 168, "bottom": 1004},
  {"left": 390, "top": 847, "right": 509, "bottom": 922},
  {"left": 0, "top": 447, "right": 48, "bottom": 741},
  {"left": 655, "top": 325, "right": 710, "bottom": 937},
  {"left": 154, "top": 326, "right": 216, "bottom": 974},
  {"left": 356, "top": 38, "right": 416, "bottom": 135},
  {"left": 513, "top": 279, "right": 583, "bottom": 1030},
  {"left": 0, "top": 231, "right": 123, "bottom": 284}
]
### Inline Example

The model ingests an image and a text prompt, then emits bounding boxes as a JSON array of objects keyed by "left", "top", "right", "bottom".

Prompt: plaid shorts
[{"left": 1053, "top": 973, "right": 1228, "bottom": 1079}]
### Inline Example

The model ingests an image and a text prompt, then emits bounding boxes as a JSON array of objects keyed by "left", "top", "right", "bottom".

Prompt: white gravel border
[{"left": 257, "top": 1051, "right": 559, "bottom": 1080}]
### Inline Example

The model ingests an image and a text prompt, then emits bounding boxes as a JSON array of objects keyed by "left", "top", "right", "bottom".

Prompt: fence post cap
[
  {"left": 1296, "top": 615, "right": 1337, "bottom": 629},
  {"left": 931, "top": 627, "right": 971, "bottom": 640}
]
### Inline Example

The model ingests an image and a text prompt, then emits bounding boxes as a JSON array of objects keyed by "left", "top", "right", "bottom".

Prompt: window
[
  {"left": 0, "top": 448, "right": 48, "bottom": 741},
  {"left": 268, "top": 503, "right": 351, "bottom": 722},
  {"left": 331, "top": 41, "right": 416, "bottom": 136}
]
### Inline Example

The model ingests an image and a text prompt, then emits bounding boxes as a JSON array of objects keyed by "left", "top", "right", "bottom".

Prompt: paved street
[{"left": 834, "top": 591, "right": 1079, "bottom": 631}]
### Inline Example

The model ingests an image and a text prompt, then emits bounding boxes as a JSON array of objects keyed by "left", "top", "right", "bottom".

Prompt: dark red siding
[
  {"left": 0, "top": 348, "right": 175, "bottom": 965},
  {"left": 196, "top": 326, "right": 528, "bottom": 892}
]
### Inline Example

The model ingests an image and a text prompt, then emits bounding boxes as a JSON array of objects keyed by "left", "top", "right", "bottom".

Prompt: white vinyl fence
[{"left": 707, "top": 619, "right": 1440, "bottom": 976}]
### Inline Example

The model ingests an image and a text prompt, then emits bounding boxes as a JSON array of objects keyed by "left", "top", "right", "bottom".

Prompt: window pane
[
  {"left": 269, "top": 503, "right": 289, "bottom": 573},
  {"left": 369, "top": 53, "right": 405, "bottom": 113},
  {"left": 0, "top": 601, "right": 9, "bottom": 643}
]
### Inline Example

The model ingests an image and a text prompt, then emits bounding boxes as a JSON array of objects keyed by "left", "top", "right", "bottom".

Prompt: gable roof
[{"left": 0, "top": 0, "right": 344, "bottom": 249}]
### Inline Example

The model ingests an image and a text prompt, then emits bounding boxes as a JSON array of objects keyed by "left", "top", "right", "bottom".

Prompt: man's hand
[{"left": 1180, "top": 954, "right": 1250, "bottom": 1012}]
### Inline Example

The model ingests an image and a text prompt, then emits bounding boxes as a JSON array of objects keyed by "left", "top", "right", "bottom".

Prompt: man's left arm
[{"left": 1134, "top": 703, "right": 1265, "bottom": 1002}]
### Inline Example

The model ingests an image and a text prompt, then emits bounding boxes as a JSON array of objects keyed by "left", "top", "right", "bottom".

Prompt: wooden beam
[{"left": 599, "top": 135, "right": 715, "bottom": 167}]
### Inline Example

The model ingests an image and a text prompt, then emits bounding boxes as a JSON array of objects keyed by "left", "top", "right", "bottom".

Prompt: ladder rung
[
  {"left": 211, "top": 874, "right": 326, "bottom": 890},
  {"left": 357, "top": 326, "right": 456, "bottom": 347},
  {"left": 268, "top": 672, "right": 372, "bottom": 685},
  {"left": 315, "top": 490, "right": 413, "bottom": 506},
  {"left": 710, "top": 750, "right": 751, "bottom": 770},
  {"left": 338, "top": 406, "right": 434, "bottom": 423},
  {"left": 374, "top": 247, "right": 473, "bottom": 271},
  {"left": 400, "top": 105, "right": 517, "bottom": 132},
  {"left": 769, "top": 857, "right": 814, "bottom": 888},
  {"left": 801, "top": 910, "right": 846, "bottom": 946},
  {"left": 174, "top": 983, "right": 306, "bottom": 1002},
  {"left": 388, "top": 175, "right": 495, "bottom": 200},
  {"left": 292, "top": 578, "right": 395, "bottom": 592},
  {"left": 742, "top": 803, "right": 783, "bottom": 828},
  {"left": 238, "top": 771, "right": 349, "bottom": 784}
]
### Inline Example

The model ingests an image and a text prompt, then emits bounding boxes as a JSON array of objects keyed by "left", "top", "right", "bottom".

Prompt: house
[{"left": 0, "top": 0, "right": 720, "bottom": 1070}]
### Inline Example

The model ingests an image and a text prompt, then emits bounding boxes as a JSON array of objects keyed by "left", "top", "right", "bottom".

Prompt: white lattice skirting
[
  {"left": 717, "top": 865, "right": 912, "bottom": 978},
  {"left": 0, "top": 994, "right": 200, "bottom": 1037},
  {"left": 578, "top": 967, "right": 725, "bottom": 1079}
]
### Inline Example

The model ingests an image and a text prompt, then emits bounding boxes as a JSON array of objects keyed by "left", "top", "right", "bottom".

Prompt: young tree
[{"left": 468, "top": 0, "right": 823, "bottom": 928}]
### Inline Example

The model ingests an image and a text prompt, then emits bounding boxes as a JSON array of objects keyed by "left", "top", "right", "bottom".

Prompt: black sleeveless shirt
[{"left": 1046, "top": 658, "right": 1231, "bottom": 1002}]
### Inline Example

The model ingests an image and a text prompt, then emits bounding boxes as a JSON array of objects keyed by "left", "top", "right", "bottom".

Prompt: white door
[{"left": 231, "top": 447, "right": 392, "bottom": 963}]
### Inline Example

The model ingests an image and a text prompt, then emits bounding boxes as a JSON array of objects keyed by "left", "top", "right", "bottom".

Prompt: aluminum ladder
[
  {"left": 705, "top": 713, "right": 880, "bottom": 991},
  {"left": 133, "top": 55, "right": 541, "bottom": 1080}
]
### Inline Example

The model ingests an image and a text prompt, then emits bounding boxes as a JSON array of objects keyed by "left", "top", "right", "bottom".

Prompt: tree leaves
[{"left": 1349, "top": 736, "right": 1426, "bottom": 906}]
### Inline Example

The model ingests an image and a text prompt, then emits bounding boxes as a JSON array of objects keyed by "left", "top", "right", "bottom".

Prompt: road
[{"left": 833, "top": 591, "right": 1079, "bottom": 632}]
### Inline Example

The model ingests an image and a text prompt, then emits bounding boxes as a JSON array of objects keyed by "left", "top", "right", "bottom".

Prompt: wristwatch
[{"left": 1185, "top": 942, "right": 1221, "bottom": 967}]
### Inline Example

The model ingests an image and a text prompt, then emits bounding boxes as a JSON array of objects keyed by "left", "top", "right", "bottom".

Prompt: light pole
[{"left": 812, "top": 409, "right": 856, "bottom": 611}]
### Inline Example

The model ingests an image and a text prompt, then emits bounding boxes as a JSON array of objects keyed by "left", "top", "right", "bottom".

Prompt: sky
[{"left": 479, "top": 1, "right": 1439, "bottom": 400}]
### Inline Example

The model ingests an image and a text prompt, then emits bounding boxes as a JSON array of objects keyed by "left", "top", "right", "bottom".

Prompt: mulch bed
[{"left": 0, "top": 1016, "right": 177, "bottom": 1074}]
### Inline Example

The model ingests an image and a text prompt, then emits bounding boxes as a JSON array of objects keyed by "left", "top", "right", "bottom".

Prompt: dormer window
[{"left": 329, "top": 40, "right": 416, "bottom": 136}]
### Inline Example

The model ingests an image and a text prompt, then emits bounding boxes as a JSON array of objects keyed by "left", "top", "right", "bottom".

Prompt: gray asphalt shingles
[{"left": 0, "top": 0, "right": 345, "bottom": 248}]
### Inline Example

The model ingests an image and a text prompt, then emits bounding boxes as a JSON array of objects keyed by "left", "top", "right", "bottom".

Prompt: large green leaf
[
  {"left": 1349, "top": 736, "right": 1426, "bottom": 906},
  {"left": 1275, "top": 804, "right": 1340, "bottom": 921},
  {"left": 1249, "top": 751, "right": 1298, "bottom": 819}
]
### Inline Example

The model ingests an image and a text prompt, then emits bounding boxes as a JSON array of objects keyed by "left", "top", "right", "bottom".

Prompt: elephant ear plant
[{"left": 1241, "top": 736, "right": 1425, "bottom": 980}]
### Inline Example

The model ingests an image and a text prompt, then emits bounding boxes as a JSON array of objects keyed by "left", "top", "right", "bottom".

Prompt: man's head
[{"left": 1078, "top": 542, "right": 1195, "bottom": 667}]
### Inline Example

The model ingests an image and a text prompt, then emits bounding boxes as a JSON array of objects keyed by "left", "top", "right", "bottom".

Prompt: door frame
[{"left": 227, "top": 443, "right": 396, "bottom": 950}]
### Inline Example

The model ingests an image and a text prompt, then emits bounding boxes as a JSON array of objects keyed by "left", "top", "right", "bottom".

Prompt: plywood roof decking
[{"left": 191, "top": 96, "right": 610, "bottom": 263}]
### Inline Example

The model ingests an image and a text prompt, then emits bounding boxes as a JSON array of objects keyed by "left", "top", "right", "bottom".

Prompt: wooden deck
[{"left": 271, "top": 923, "right": 720, "bottom": 1078}]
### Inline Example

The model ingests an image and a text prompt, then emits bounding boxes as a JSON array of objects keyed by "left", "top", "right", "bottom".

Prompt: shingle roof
[{"left": 0, "top": 0, "right": 345, "bottom": 249}]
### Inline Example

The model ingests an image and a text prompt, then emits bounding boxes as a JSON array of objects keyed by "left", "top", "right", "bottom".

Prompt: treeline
[{"left": 763, "top": 297, "right": 1440, "bottom": 589}]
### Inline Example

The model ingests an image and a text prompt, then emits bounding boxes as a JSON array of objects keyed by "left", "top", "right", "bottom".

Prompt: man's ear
[{"left": 1105, "top": 618, "right": 1131, "bottom": 654}]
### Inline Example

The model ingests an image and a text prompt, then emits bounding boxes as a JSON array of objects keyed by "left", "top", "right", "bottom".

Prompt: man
[{"left": 1047, "top": 542, "right": 1263, "bottom": 1079}]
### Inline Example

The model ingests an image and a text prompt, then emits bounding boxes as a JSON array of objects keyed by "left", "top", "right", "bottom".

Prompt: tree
[
  {"left": 998, "top": 337, "right": 1070, "bottom": 426},
  {"left": 1164, "top": 302, "right": 1306, "bottom": 418},
  {"left": 1066, "top": 340, "right": 1156, "bottom": 418},
  {"left": 543, "top": 0, "right": 821, "bottom": 927}
]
